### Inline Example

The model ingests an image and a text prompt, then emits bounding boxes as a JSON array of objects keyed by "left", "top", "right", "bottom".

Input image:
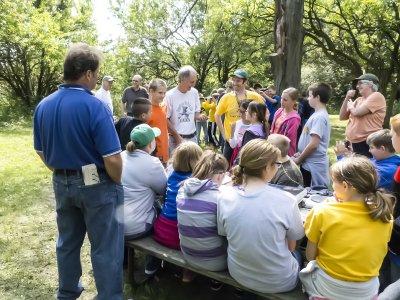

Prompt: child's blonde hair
[
  {"left": 391, "top": 114, "right": 400, "bottom": 135},
  {"left": 232, "top": 139, "right": 280, "bottom": 186},
  {"left": 330, "top": 156, "right": 394, "bottom": 223},
  {"left": 267, "top": 134, "right": 290, "bottom": 157},
  {"left": 192, "top": 150, "right": 228, "bottom": 180},
  {"left": 282, "top": 87, "right": 299, "bottom": 101},
  {"left": 171, "top": 142, "right": 203, "bottom": 173}
]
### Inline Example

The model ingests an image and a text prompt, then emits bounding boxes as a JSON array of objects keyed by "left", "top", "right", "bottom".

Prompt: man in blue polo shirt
[{"left": 33, "top": 43, "right": 124, "bottom": 300}]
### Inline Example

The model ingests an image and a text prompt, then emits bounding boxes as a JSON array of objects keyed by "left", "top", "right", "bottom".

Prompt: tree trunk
[
  {"left": 385, "top": 74, "right": 400, "bottom": 128},
  {"left": 270, "top": 0, "right": 304, "bottom": 94}
]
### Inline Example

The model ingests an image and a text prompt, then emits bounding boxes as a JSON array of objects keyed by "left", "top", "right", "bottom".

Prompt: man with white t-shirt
[
  {"left": 95, "top": 75, "right": 114, "bottom": 114},
  {"left": 164, "top": 65, "right": 207, "bottom": 155}
]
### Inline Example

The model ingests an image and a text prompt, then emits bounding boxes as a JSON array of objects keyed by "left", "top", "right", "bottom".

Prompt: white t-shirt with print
[{"left": 164, "top": 87, "right": 200, "bottom": 135}]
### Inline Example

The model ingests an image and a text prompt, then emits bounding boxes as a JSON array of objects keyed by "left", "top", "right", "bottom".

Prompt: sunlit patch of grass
[
  {"left": 328, "top": 115, "right": 347, "bottom": 165},
  {"left": 0, "top": 126, "right": 97, "bottom": 299}
]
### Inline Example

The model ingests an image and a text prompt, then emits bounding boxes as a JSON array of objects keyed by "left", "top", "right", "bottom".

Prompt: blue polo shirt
[{"left": 33, "top": 84, "right": 121, "bottom": 169}]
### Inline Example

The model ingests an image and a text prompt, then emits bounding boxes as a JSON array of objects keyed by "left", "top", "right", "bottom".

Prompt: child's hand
[
  {"left": 334, "top": 140, "right": 351, "bottom": 156},
  {"left": 292, "top": 153, "right": 301, "bottom": 165}
]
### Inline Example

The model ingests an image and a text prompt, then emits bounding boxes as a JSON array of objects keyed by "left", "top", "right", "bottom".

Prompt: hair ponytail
[
  {"left": 231, "top": 164, "right": 244, "bottom": 186},
  {"left": 126, "top": 141, "right": 138, "bottom": 153},
  {"left": 248, "top": 101, "right": 268, "bottom": 136},
  {"left": 331, "top": 156, "right": 395, "bottom": 223},
  {"left": 262, "top": 117, "right": 270, "bottom": 137},
  {"left": 364, "top": 190, "right": 395, "bottom": 223},
  {"left": 232, "top": 139, "right": 279, "bottom": 186}
]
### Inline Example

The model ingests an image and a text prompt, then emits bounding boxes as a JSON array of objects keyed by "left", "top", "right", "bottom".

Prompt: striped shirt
[{"left": 177, "top": 178, "right": 227, "bottom": 271}]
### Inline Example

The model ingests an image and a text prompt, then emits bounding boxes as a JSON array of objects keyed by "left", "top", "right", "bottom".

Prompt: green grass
[
  {"left": 0, "top": 126, "right": 97, "bottom": 300},
  {"left": 0, "top": 117, "right": 347, "bottom": 299},
  {"left": 328, "top": 115, "right": 347, "bottom": 164}
]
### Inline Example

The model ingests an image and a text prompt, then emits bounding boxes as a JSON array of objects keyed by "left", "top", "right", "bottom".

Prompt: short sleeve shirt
[
  {"left": 345, "top": 92, "right": 386, "bottom": 143},
  {"left": 164, "top": 87, "right": 200, "bottom": 135},
  {"left": 305, "top": 201, "right": 392, "bottom": 281},
  {"left": 147, "top": 103, "right": 169, "bottom": 163},
  {"left": 216, "top": 91, "right": 264, "bottom": 138},
  {"left": 121, "top": 87, "right": 149, "bottom": 113},
  {"left": 217, "top": 185, "right": 304, "bottom": 293},
  {"left": 33, "top": 84, "right": 121, "bottom": 169}
]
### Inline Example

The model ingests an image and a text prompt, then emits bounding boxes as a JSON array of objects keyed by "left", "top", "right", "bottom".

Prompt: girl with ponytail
[
  {"left": 231, "top": 101, "right": 269, "bottom": 167},
  {"left": 241, "top": 100, "right": 269, "bottom": 147},
  {"left": 300, "top": 156, "right": 394, "bottom": 300},
  {"left": 218, "top": 139, "right": 305, "bottom": 294}
]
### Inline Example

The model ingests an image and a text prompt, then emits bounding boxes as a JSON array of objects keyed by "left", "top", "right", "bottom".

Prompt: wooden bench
[{"left": 126, "top": 236, "right": 307, "bottom": 300}]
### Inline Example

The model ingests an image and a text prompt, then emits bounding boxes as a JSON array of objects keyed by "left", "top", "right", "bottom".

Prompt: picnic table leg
[{"left": 127, "top": 247, "right": 135, "bottom": 284}]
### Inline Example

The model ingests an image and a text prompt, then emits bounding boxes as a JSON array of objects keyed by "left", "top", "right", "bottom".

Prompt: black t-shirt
[{"left": 114, "top": 117, "right": 143, "bottom": 150}]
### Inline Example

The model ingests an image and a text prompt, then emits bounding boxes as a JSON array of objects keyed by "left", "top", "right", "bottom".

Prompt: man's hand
[{"left": 197, "top": 114, "right": 208, "bottom": 122}]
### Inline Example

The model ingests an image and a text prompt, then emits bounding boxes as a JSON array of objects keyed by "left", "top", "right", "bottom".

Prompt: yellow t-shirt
[
  {"left": 216, "top": 91, "right": 264, "bottom": 138},
  {"left": 305, "top": 201, "right": 393, "bottom": 281},
  {"left": 203, "top": 101, "right": 216, "bottom": 122}
]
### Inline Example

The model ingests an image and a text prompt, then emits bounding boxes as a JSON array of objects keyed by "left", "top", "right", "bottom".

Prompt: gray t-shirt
[
  {"left": 121, "top": 149, "right": 167, "bottom": 236},
  {"left": 121, "top": 87, "right": 149, "bottom": 113},
  {"left": 297, "top": 109, "right": 331, "bottom": 188},
  {"left": 217, "top": 185, "right": 305, "bottom": 293}
]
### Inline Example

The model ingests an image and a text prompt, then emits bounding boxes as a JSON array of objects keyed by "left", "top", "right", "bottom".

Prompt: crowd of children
[{"left": 106, "top": 72, "right": 400, "bottom": 299}]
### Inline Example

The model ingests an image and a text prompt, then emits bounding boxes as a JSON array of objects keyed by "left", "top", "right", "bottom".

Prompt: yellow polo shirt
[
  {"left": 216, "top": 91, "right": 263, "bottom": 138},
  {"left": 305, "top": 201, "right": 392, "bottom": 281}
]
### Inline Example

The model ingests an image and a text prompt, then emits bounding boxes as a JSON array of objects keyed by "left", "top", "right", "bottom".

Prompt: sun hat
[{"left": 130, "top": 124, "right": 161, "bottom": 148}]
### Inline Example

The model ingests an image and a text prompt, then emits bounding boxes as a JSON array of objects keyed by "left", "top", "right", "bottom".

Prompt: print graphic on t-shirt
[
  {"left": 228, "top": 105, "right": 240, "bottom": 118},
  {"left": 177, "top": 102, "right": 193, "bottom": 123}
]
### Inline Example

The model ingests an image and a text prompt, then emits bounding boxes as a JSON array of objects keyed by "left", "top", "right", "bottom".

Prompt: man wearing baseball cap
[
  {"left": 339, "top": 73, "right": 386, "bottom": 157},
  {"left": 95, "top": 75, "right": 114, "bottom": 114},
  {"left": 215, "top": 69, "right": 264, "bottom": 162}
]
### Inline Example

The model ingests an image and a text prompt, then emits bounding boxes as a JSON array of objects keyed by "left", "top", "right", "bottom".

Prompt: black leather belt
[
  {"left": 180, "top": 132, "right": 196, "bottom": 139},
  {"left": 54, "top": 169, "right": 82, "bottom": 176},
  {"left": 54, "top": 168, "right": 106, "bottom": 176}
]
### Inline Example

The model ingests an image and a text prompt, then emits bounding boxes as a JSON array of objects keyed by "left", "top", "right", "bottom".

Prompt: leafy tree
[
  {"left": 304, "top": 0, "right": 400, "bottom": 126},
  {"left": 0, "top": 0, "right": 97, "bottom": 110},
  {"left": 110, "top": 0, "right": 276, "bottom": 94}
]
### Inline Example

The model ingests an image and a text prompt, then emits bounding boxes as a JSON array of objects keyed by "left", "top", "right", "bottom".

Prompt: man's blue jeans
[{"left": 53, "top": 171, "right": 124, "bottom": 300}]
